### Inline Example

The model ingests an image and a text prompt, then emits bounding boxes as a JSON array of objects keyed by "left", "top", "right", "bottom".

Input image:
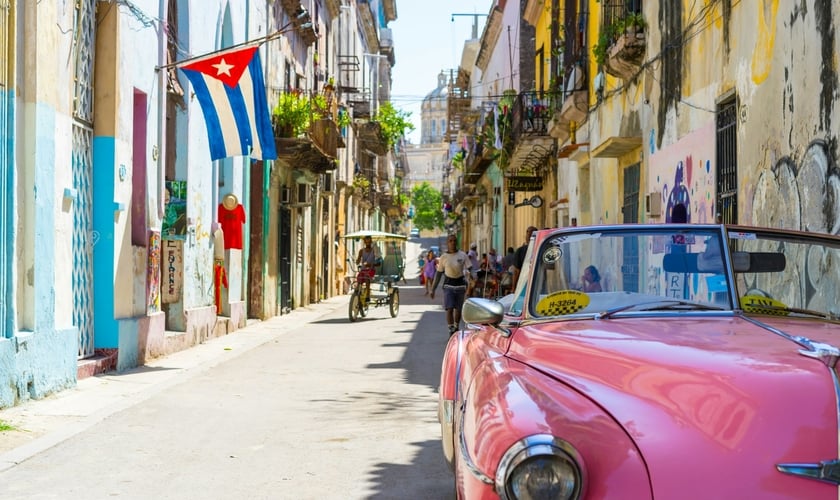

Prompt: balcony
[
  {"left": 382, "top": 0, "right": 397, "bottom": 22},
  {"left": 357, "top": 1, "right": 380, "bottom": 53},
  {"left": 279, "top": 0, "right": 318, "bottom": 46},
  {"left": 275, "top": 136, "right": 337, "bottom": 174},
  {"left": 595, "top": 5, "right": 647, "bottom": 81},
  {"left": 605, "top": 30, "right": 646, "bottom": 80},
  {"left": 380, "top": 28, "right": 394, "bottom": 56},
  {"left": 356, "top": 121, "right": 388, "bottom": 155},
  {"left": 557, "top": 65, "right": 588, "bottom": 124},
  {"left": 461, "top": 110, "right": 495, "bottom": 183},
  {"left": 560, "top": 90, "right": 588, "bottom": 123},
  {"left": 309, "top": 119, "right": 345, "bottom": 160},
  {"left": 505, "top": 92, "right": 556, "bottom": 176},
  {"left": 446, "top": 70, "right": 472, "bottom": 142}
]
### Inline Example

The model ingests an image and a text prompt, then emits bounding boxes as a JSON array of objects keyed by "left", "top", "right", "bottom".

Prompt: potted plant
[
  {"left": 272, "top": 91, "right": 310, "bottom": 138},
  {"left": 592, "top": 12, "right": 647, "bottom": 68}
]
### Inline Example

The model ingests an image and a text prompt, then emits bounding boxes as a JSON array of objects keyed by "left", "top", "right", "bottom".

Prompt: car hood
[{"left": 506, "top": 315, "right": 839, "bottom": 497}]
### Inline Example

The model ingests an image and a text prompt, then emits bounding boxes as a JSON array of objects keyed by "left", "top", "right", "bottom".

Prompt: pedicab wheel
[
  {"left": 389, "top": 289, "right": 400, "bottom": 317},
  {"left": 348, "top": 293, "right": 359, "bottom": 322}
]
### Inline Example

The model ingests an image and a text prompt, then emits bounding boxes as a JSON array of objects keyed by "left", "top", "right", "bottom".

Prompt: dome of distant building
[{"left": 421, "top": 71, "right": 450, "bottom": 144}]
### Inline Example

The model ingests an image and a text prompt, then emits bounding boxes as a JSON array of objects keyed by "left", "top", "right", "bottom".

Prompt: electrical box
[{"left": 647, "top": 193, "right": 662, "bottom": 217}]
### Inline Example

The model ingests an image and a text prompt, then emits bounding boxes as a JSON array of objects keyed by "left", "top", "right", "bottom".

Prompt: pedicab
[{"left": 343, "top": 230, "right": 406, "bottom": 322}]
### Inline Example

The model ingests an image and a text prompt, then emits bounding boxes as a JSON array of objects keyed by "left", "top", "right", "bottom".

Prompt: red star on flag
[{"left": 182, "top": 46, "right": 258, "bottom": 88}]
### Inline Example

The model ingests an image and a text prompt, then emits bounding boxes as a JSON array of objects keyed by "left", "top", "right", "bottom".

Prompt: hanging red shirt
[{"left": 218, "top": 203, "right": 246, "bottom": 249}]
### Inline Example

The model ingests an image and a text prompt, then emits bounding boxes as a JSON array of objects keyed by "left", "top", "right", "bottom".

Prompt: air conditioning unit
[
  {"left": 296, "top": 184, "right": 311, "bottom": 204},
  {"left": 280, "top": 186, "right": 291, "bottom": 204}
]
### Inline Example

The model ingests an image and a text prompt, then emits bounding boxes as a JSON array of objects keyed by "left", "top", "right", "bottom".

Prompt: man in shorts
[{"left": 430, "top": 234, "right": 471, "bottom": 335}]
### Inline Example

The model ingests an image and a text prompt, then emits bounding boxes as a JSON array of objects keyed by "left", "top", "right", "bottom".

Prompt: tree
[{"left": 411, "top": 182, "right": 444, "bottom": 231}]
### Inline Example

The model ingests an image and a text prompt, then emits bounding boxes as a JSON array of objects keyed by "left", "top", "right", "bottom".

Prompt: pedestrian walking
[
  {"left": 430, "top": 234, "right": 471, "bottom": 335},
  {"left": 422, "top": 250, "right": 437, "bottom": 295}
]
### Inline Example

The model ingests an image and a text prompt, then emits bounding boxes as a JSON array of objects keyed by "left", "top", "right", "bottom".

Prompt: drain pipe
[{"left": 156, "top": 0, "right": 167, "bottom": 220}]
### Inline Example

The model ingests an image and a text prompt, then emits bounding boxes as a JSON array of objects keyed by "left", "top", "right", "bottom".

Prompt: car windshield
[
  {"left": 526, "top": 227, "right": 730, "bottom": 318},
  {"left": 727, "top": 228, "right": 840, "bottom": 319},
  {"left": 523, "top": 225, "right": 840, "bottom": 319}
]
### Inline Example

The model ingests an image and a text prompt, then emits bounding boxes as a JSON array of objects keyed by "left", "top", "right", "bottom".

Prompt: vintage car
[{"left": 439, "top": 224, "right": 840, "bottom": 499}]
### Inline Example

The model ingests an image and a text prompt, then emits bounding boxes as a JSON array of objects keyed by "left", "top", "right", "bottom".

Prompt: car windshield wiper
[
  {"left": 597, "top": 300, "right": 726, "bottom": 320},
  {"left": 742, "top": 303, "right": 837, "bottom": 320}
]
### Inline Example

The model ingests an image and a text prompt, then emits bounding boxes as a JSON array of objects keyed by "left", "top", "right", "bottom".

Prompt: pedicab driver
[
  {"left": 356, "top": 235, "right": 381, "bottom": 301},
  {"left": 430, "top": 234, "right": 471, "bottom": 335}
]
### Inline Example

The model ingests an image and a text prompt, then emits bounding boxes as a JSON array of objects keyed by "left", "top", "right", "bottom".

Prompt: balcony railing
[
  {"left": 498, "top": 91, "right": 557, "bottom": 175},
  {"left": 511, "top": 92, "right": 552, "bottom": 143}
]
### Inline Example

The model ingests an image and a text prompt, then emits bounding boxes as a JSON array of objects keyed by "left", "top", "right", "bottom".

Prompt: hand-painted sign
[
  {"left": 508, "top": 176, "right": 543, "bottom": 191},
  {"left": 162, "top": 239, "right": 183, "bottom": 303}
]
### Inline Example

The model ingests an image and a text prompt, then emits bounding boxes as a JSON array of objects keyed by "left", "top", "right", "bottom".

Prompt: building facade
[
  {"left": 444, "top": 0, "right": 840, "bottom": 298},
  {"left": 0, "top": 0, "right": 400, "bottom": 410}
]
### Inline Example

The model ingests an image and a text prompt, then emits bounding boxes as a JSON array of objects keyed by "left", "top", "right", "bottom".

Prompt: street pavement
[{"left": 0, "top": 237, "right": 455, "bottom": 499}]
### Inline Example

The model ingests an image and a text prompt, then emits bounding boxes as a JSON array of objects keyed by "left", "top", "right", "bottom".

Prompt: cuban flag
[{"left": 180, "top": 45, "right": 277, "bottom": 161}]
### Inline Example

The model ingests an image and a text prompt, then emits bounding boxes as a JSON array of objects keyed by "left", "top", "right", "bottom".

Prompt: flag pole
[{"left": 156, "top": 19, "right": 311, "bottom": 71}]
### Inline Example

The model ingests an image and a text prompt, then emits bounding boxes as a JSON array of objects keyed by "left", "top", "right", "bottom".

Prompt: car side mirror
[{"left": 462, "top": 297, "right": 505, "bottom": 326}]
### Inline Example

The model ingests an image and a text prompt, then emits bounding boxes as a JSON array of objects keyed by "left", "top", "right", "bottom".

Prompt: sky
[{"left": 390, "top": 1, "right": 491, "bottom": 144}]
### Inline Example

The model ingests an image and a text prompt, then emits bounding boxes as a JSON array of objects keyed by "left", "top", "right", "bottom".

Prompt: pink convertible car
[{"left": 439, "top": 224, "right": 840, "bottom": 499}]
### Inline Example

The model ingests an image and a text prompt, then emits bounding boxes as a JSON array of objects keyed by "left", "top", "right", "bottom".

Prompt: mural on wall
[
  {"left": 163, "top": 180, "right": 187, "bottom": 239},
  {"left": 147, "top": 230, "right": 161, "bottom": 313},
  {"left": 650, "top": 122, "right": 716, "bottom": 224}
]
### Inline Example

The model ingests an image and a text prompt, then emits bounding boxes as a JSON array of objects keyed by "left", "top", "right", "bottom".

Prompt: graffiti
[
  {"left": 749, "top": 140, "right": 840, "bottom": 311},
  {"left": 751, "top": 140, "right": 839, "bottom": 233},
  {"left": 665, "top": 160, "right": 691, "bottom": 222},
  {"left": 147, "top": 231, "right": 161, "bottom": 313}
]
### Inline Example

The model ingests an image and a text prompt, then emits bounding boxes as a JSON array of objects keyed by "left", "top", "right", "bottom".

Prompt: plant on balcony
[
  {"left": 592, "top": 12, "right": 647, "bottom": 67},
  {"left": 373, "top": 102, "right": 415, "bottom": 149},
  {"left": 352, "top": 174, "right": 371, "bottom": 198},
  {"left": 272, "top": 91, "right": 330, "bottom": 138},
  {"left": 495, "top": 92, "right": 516, "bottom": 170},
  {"left": 451, "top": 149, "right": 466, "bottom": 171},
  {"left": 337, "top": 107, "right": 351, "bottom": 130},
  {"left": 272, "top": 91, "right": 309, "bottom": 138}
]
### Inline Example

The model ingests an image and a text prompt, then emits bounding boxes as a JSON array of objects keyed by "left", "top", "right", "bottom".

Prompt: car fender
[
  {"left": 458, "top": 356, "right": 652, "bottom": 499},
  {"left": 438, "top": 329, "right": 468, "bottom": 470}
]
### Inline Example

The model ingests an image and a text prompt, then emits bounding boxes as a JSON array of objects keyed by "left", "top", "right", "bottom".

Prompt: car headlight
[{"left": 496, "top": 435, "right": 583, "bottom": 500}]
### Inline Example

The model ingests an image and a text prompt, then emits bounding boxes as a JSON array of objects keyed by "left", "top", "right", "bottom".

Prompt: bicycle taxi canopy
[{"left": 343, "top": 230, "right": 407, "bottom": 242}]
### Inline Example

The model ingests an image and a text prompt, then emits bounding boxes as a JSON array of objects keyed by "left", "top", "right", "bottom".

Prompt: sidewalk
[{"left": 0, "top": 295, "right": 347, "bottom": 472}]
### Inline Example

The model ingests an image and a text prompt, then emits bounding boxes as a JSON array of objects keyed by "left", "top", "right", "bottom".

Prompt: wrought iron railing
[{"left": 511, "top": 92, "right": 551, "bottom": 143}]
